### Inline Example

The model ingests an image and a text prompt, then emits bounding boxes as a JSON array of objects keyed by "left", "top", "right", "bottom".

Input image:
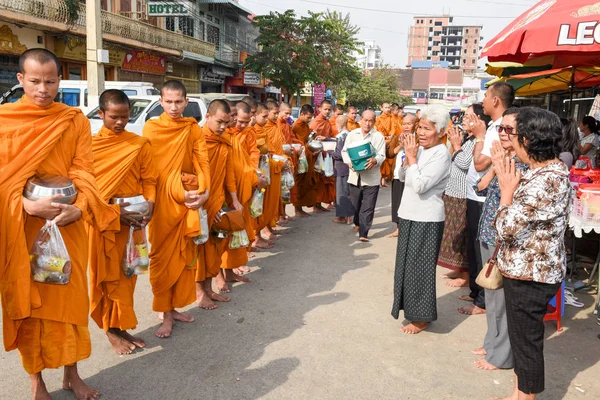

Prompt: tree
[
  {"left": 244, "top": 10, "right": 362, "bottom": 98},
  {"left": 345, "top": 68, "right": 413, "bottom": 110}
]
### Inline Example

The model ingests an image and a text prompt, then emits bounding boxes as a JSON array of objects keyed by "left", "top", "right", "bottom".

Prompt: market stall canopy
[
  {"left": 482, "top": 0, "right": 600, "bottom": 66},
  {"left": 485, "top": 61, "right": 553, "bottom": 78}
]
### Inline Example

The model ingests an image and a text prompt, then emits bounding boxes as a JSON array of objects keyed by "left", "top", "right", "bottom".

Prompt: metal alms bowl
[
  {"left": 308, "top": 140, "right": 324, "bottom": 152},
  {"left": 24, "top": 176, "right": 78, "bottom": 205},
  {"left": 111, "top": 195, "right": 150, "bottom": 218}
]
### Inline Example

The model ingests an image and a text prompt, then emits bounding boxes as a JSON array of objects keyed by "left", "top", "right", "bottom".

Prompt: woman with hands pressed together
[
  {"left": 493, "top": 107, "right": 571, "bottom": 400},
  {"left": 391, "top": 105, "right": 451, "bottom": 335}
]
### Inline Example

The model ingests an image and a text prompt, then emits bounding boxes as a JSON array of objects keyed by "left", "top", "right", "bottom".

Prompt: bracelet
[
  {"left": 499, "top": 203, "right": 511, "bottom": 207},
  {"left": 475, "top": 139, "right": 484, "bottom": 144}
]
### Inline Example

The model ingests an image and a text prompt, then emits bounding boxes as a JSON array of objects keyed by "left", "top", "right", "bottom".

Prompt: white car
[{"left": 87, "top": 96, "right": 207, "bottom": 135}]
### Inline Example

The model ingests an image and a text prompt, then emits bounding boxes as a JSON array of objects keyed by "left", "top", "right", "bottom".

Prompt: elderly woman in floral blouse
[{"left": 494, "top": 107, "right": 571, "bottom": 400}]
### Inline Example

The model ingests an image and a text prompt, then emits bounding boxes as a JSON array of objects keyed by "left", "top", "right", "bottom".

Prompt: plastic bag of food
[
  {"left": 281, "top": 170, "right": 295, "bottom": 189},
  {"left": 249, "top": 188, "right": 265, "bottom": 217},
  {"left": 314, "top": 152, "right": 325, "bottom": 174},
  {"left": 323, "top": 153, "right": 334, "bottom": 177},
  {"left": 121, "top": 227, "right": 150, "bottom": 278},
  {"left": 229, "top": 230, "right": 250, "bottom": 249},
  {"left": 298, "top": 149, "right": 308, "bottom": 174},
  {"left": 30, "top": 221, "right": 72, "bottom": 285},
  {"left": 259, "top": 155, "right": 271, "bottom": 185},
  {"left": 193, "top": 207, "right": 210, "bottom": 245}
]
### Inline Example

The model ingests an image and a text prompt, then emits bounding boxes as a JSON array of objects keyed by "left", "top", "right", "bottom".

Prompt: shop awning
[
  {"left": 182, "top": 51, "right": 214, "bottom": 65},
  {"left": 199, "top": 0, "right": 253, "bottom": 15}
]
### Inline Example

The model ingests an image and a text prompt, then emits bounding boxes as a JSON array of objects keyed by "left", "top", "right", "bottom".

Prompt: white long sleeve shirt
[
  {"left": 341, "top": 128, "right": 387, "bottom": 187},
  {"left": 398, "top": 144, "right": 451, "bottom": 222}
]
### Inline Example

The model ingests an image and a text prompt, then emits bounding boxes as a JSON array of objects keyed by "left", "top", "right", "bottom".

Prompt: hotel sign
[{"left": 148, "top": 1, "right": 189, "bottom": 17}]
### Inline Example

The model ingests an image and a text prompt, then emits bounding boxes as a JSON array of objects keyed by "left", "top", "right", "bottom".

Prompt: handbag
[{"left": 475, "top": 242, "right": 504, "bottom": 290}]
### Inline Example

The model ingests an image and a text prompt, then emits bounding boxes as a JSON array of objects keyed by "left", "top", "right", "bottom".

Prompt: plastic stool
[{"left": 544, "top": 283, "right": 563, "bottom": 332}]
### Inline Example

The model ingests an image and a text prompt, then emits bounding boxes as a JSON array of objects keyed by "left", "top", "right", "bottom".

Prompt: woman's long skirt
[
  {"left": 437, "top": 194, "right": 468, "bottom": 272},
  {"left": 391, "top": 218, "right": 445, "bottom": 322},
  {"left": 391, "top": 179, "right": 405, "bottom": 225}
]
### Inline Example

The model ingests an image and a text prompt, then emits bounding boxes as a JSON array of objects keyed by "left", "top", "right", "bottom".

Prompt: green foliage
[
  {"left": 63, "top": 0, "right": 81, "bottom": 26},
  {"left": 244, "top": 10, "right": 362, "bottom": 97},
  {"left": 345, "top": 68, "right": 414, "bottom": 110}
]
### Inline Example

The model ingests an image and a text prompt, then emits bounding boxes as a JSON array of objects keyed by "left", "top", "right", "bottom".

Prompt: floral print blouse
[{"left": 495, "top": 162, "right": 572, "bottom": 284}]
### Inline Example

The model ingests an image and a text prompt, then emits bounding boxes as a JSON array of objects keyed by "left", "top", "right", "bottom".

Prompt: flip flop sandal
[{"left": 564, "top": 294, "right": 584, "bottom": 308}]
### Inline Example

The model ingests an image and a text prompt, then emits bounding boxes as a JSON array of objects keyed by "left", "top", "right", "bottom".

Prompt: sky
[{"left": 238, "top": 0, "right": 539, "bottom": 68}]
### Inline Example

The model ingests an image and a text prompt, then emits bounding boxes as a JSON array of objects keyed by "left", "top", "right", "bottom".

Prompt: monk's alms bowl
[
  {"left": 111, "top": 195, "right": 150, "bottom": 219},
  {"left": 24, "top": 176, "right": 77, "bottom": 205},
  {"left": 308, "top": 140, "right": 324, "bottom": 152}
]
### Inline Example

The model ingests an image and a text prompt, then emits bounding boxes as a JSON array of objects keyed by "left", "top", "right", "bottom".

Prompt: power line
[{"left": 297, "top": 0, "right": 521, "bottom": 19}]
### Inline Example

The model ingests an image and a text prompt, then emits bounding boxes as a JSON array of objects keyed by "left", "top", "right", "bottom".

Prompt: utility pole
[{"left": 86, "top": 0, "right": 105, "bottom": 111}]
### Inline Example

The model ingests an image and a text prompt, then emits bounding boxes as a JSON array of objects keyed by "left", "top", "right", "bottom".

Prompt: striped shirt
[{"left": 444, "top": 136, "right": 476, "bottom": 199}]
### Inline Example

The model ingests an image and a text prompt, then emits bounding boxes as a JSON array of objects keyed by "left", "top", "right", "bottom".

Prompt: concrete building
[
  {"left": 353, "top": 40, "right": 382, "bottom": 70},
  {"left": 407, "top": 15, "right": 483, "bottom": 75}
]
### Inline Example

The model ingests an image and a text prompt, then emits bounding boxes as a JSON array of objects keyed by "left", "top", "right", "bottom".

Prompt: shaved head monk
[
  {"left": 0, "top": 48, "right": 121, "bottom": 399},
  {"left": 292, "top": 104, "right": 317, "bottom": 217},
  {"left": 376, "top": 102, "right": 396, "bottom": 187},
  {"left": 88, "top": 89, "right": 157, "bottom": 355},
  {"left": 195, "top": 99, "right": 243, "bottom": 309},
  {"left": 391, "top": 103, "right": 404, "bottom": 136},
  {"left": 143, "top": 80, "right": 211, "bottom": 337},
  {"left": 310, "top": 100, "right": 336, "bottom": 212},
  {"left": 330, "top": 104, "right": 345, "bottom": 137},
  {"left": 347, "top": 106, "right": 360, "bottom": 131},
  {"left": 277, "top": 102, "right": 302, "bottom": 223},
  {"left": 242, "top": 96, "right": 258, "bottom": 126}
]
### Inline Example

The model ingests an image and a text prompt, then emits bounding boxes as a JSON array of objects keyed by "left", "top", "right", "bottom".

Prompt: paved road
[{"left": 1, "top": 187, "right": 599, "bottom": 399}]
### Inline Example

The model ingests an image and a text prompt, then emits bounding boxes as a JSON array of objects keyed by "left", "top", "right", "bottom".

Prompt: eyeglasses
[{"left": 496, "top": 125, "right": 516, "bottom": 135}]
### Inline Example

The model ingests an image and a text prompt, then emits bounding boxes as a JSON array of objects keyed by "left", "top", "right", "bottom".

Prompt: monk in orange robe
[
  {"left": 242, "top": 95, "right": 259, "bottom": 127},
  {"left": 217, "top": 102, "right": 268, "bottom": 292},
  {"left": 195, "top": 100, "right": 242, "bottom": 309},
  {"left": 278, "top": 102, "right": 302, "bottom": 222},
  {"left": 292, "top": 104, "right": 317, "bottom": 217},
  {"left": 329, "top": 104, "right": 345, "bottom": 137},
  {"left": 376, "top": 102, "right": 396, "bottom": 186},
  {"left": 347, "top": 106, "right": 361, "bottom": 131},
  {"left": 143, "top": 80, "right": 211, "bottom": 337},
  {"left": 310, "top": 100, "right": 336, "bottom": 211},
  {"left": 88, "top": 90, "right": 158, "bottom": 355},
  {"left": 253, "top": 103, "right": 287, "bottom": 248},
  {"left": 0, "top": 49, "right": 120, "bottom": 399},
  {"left": 392, "top": 103, "right": 404, "bottom": 134}
]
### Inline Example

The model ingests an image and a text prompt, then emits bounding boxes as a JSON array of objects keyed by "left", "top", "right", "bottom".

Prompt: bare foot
[
  {"left": 106, "top": 329, "right": 135, "bottom": 354},
  {"left": 359, "top": 237, "right": 369, "bottom": 242},
  {"left": 285, "top": 214, "right": 296, "bottom": 221},
  {"left": 458, "top": 305, "right": 486, "bottom": 315},
  {"left": 441, "top": 270, "right": 462, "bottom": 279},
  {"left": 313, "top": 204, "right": 330, "bottom": 213},
  {"left": 332, "top": 217, "right": 346, "bottom": 224},
  {"left": 277, "top": 218, "right": 289, "bottom": 225},
  {"left": 352, "top": 225, "right": 360, "bottom": 232},
  {"left": 208, "top": 291, "right": 230, "bottom": 303},
  {"left": 155, "top": 311, "right": 174, "bottom": 338},
  {"left": 117, "top": 330, "right": 146, "bottom": 349},
  {"left": 235, "top": 266, "right": 251, "bottom": 274},
  {"left": 472, "top": 347, "right": 487, "bottom": 356},
  {"left": 475, "top": 359, "right": 499, "bottom": 371},
  {"left": 172, "top": 310, "right": 194, "bottom": 322},
  {"left": 253, "top": 237, "right": 274, "bottom": 249},
  {"left": 458, "top": 295, "right": 474, "bottom": 302},
  {"left": 248, "top": 252, "right": 256, "bottom": 259},
  {"left": 30, "top": 373, "right": 51, "bottom": 400},
  {"left": 224, "top": 269, "right": 251, "bottom": 283},
  {"left": 326, "top": 203, "right": 336, "bottom": 210},
  {"left": 386, "top": 229, "right": 398, "bottom": 238},
  {"left": 346, "top": 217, "right": 352, "bottom": 224},
  {"left": 215, "top": 271, "right": 231, "bottom": 293},
  {"left": 63, "top": 364, "right": 100, "bottom": 399},
  {"left": 445, "top": 278, "right": 469, "bottom": 287},
  {"left": 400, "top": 321, "right": 429, "bottom": 334},
  {"left": 295, "top": 208, "right": 310, "bottom": 218}
]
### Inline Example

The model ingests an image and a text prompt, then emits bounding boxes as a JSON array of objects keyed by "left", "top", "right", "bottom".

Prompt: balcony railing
[{"left": 0, "top": 0, "right": 216, "bottom": 58}]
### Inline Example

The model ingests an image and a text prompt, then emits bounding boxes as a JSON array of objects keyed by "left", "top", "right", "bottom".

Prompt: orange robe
[
  {"left": 0, "top": 97, "right": 119, "bottom": 374},
  {"left": 233, "top": 126, "right": 261, "bottom": 168},
  {"left": 196, "top": 126, "right": 236, "bottom": 282},
  {"left": 310, "top": 115, "right": 336, "bottom": 204},
  {"left": 255, "top": 121, "right": 285, "bottom": 231},
  {"left": 278, "top": 118, "right": 301, "bottom": 205},
  {"left": 347, "top": 118, "right": 360, "bottom": 131},
  {"left": 376, "top": 113, "right": 396, "bottom": 181},
  {"left": 219, "top": 133, "right": 259, "bottom": 270},
  {"left": 143, "top": 113, "right": 210, "bottom": 312},
  {"left": 330, "top": 115, "right": 339, "bottom": 137},
  {"left": 88, "top": 127, "right": 157, "bottom": 332},
  {"left": 292, "top": 119, "right": 317, "bottom": 207},
  {"left": 393, "top": 115, "right": 404, "bottom": 134}
]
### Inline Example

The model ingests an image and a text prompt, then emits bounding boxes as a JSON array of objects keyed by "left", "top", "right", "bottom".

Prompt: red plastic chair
[{"left": 544, "top": 285, "right": 563, "bottom": 332}]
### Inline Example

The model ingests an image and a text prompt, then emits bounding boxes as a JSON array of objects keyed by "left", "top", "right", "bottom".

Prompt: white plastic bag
[
  {"left": 121, "top": 227, "right": 150, "bottom": 278},
  {"left": 323, "top": 153, "right": 334, "bottom": 177},
  {"left": 30, "top": 221, "right": 72, "bottom": 285},
  {"left": 298, "top": 149, "right": 308, "bottom": 174},
  {"left": 229, "top": 230, "right": 250, "bottom": 249},
  {"left": 259, "top": 155, "right": 271, "bottom": 185},
  {"left": 193, "top": 207, "right": 210, "bottom": 245},
  {"left": 314, "top": 152, "right": 325, "bottom": 174},
  {"left": 250, "top": 188, "right": 265, "bottom": 217}
]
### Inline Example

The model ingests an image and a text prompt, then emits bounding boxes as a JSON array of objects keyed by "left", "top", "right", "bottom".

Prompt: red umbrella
[{"left": 482, "top": 0, "right": 600, "bottom": 66}]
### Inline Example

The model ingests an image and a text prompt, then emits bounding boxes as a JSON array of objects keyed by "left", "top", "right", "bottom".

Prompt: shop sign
[
  {"left": 54, "top": 37, "right": 86, "bottom": 61},
  {"left": 201, "top": 67, "right": 225, "bottom": 84},
  {"left": 265, "top": 86, "right": 281, "bottom": 94},
  {"left": 299, "top": 82, "right": 312, "bottom": 96},
  {"left": 0, "top": 25, "right": 27, "bottom": 55},
  {"left": 337, "top": 90, "right": 347, "bottom": 105},
  {"left": 243, "top": 71, "right": 261, "bottom": 85},
  {"left": 313, "top": 83, "right": 326, "bottom": 106},
  {"left": 121, "top": 50, "right": 166, "bottom": 75},
  {"left": 148, "top": 1, "right": 189, "bottom": 17}
]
